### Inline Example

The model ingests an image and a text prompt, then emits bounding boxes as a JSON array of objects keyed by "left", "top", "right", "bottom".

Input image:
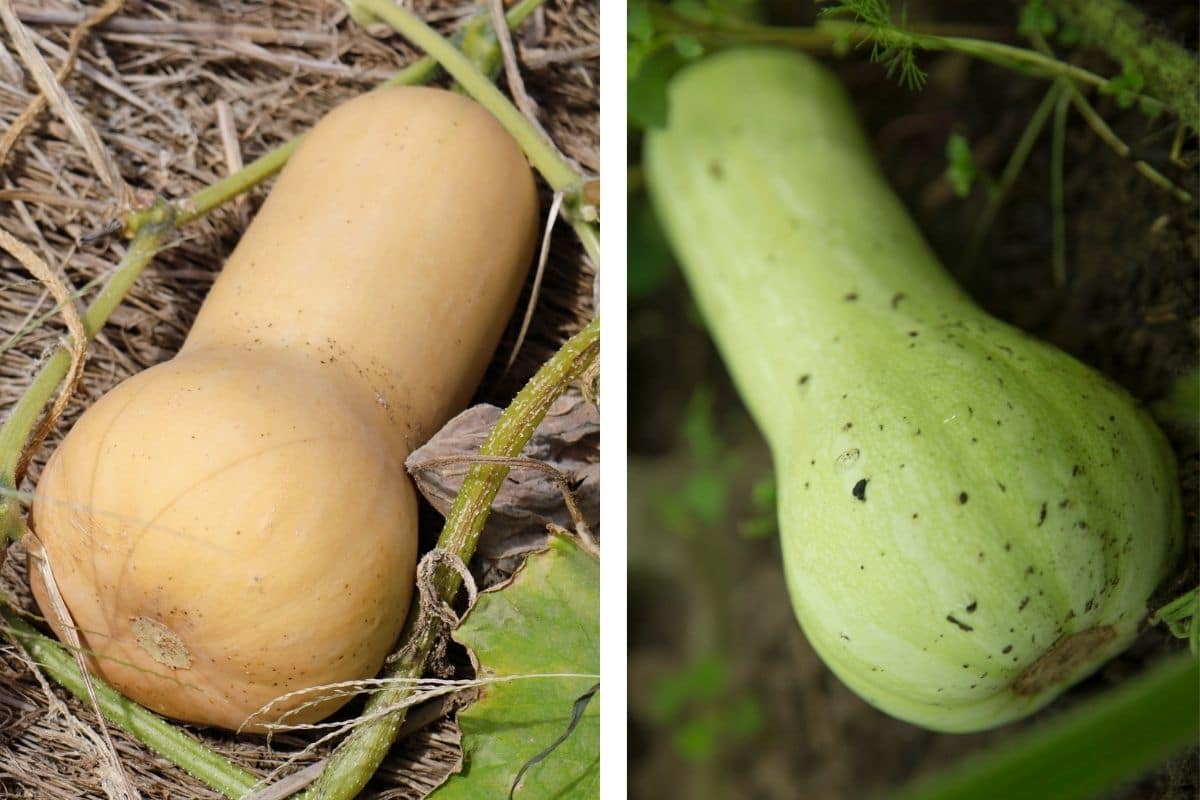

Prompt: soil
[{"left": 628, "top": 2, "right": 1198, "bottom": 798}]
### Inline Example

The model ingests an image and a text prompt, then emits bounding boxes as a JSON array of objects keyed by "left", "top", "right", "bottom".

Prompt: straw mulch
[{"left": 0, "top": 0, "right": 598, "bottom": 796}]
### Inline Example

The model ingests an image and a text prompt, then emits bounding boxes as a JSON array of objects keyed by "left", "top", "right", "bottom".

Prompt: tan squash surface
[{"left": 30, "top": 86, "right": 539, "bottom": 732}]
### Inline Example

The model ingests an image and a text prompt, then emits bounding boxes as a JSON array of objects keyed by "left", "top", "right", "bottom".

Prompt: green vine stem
[
  {"left": 122, "top": 0, "right": 546, "bottom": 237},
  {"left": 889, "top": 651, "right": 1199, "bottom": 800},
  {"left": 299, "top": 317, "right": 600, "bottom": 800},
  {"left": 1024, "top": 30, "right": 1194, "bottom": 205},
  {"left": 1050, "top": 80, "right": 1070, "bottom": 287},
  {"left": 1045, "top": 0, "right": 1199, "bottom": 133},
  {"left": 1151, "top": 589, "right": 1199, "bottom": 655},
  {"left": 0, "top": 217, "right": 170, "bottom": 552},
  {"left": 0, "top": 604, "right": 260, "bottom": 798},
  {"left": 649, "top": 5, "right": 1171, "bottom": 112},
  {"left": 345, "top": 0, "right": 583, "bottom": 194},
  {"left": 961, "top": 81, "right": 1063, "bottom": 271}
]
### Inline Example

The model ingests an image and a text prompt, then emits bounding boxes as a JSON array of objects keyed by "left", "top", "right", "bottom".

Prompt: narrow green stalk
[
  {"left": 1026, "top": 30, "right": 1195, "bottom": 205},
  {"left": 570, "top": 218, "right": 601, "bottom": 266},
  {"left": 1045, "top": 0, "right": 1199, "bottom": 132},
  {"left": 300, "top": 317, "right": 600, "bottom": 800},
  {"left": 1152, "top": 589, "right": 1199, "bottom": 655},
  {"left": 0, "top": 221, "right": 169, "bottom": 551},
  {"left": 1050, "top": 81, "right": 1070, "bottom": 287},
  {"left": 346, "top": 0, "right": 583, "bottom": 193},
  {"left": 123, "top": 0, "right": 547, "bottom": 236},
  {"left": 889, "top": 652, "right": 1200, "bottom": 800},
  {"left": 919, "top": 35, "right": 1120, "bottom": 93},
  {"left": 962, "top": 81, "right": 1063, "bottom": 270},
  {"left": 0, "top": 604, "right": 259, "bottom": 798},
  {"left": 1067, "top": 90, "right": 1193, "bottom": 203},
  {"left": 177, "top": 138, "right": 301, "bottom": 227},
  {"left": 649, "top": 6, "right": 1168, "bottom": 111}
]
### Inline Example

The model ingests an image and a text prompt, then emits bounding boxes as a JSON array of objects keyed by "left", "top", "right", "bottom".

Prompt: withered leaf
[{"left": 405, "top": 392, "right": 599, "bottom": 558}]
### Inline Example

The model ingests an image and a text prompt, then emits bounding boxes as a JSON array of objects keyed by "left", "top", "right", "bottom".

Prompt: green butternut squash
[{"left": 644, "top": 48, "right": 1182, "bottom": 733}]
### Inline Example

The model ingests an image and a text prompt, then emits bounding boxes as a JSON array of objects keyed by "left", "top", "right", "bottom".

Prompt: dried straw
[{"left": 0, "top": 0, "right": 598, "bottom": 796}]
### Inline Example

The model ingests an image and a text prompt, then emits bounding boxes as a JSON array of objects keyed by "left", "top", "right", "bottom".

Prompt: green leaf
[
  {"left": 628, "top": 0, "right": 654, "bottom": 44},
  {"left": 679, "top": 469, "right": 729, "bottom": 526},
  {"left": 1055, "top": 23, "right": 1082, "bottom": 47},
  {"left": 1152, "top": 368, "right": 1199, "bottom": 434},
  {"left": 1017, "top": 0, "right": 1057, "bottom": 38},
  {"left": 648, "top": 653, "right": 765, "bottom": 763},
  {"left": 673, "top": 716, "right": 720, "bottom": 761},
  {"left": 433, "top": 536, "right": 599, "bottom": 800},
  {"left": 1103, "top": 61, "right": 1145, "bottom": 109},
  {"left": 630, "top": 47, "right": 685, "bottom": 129},
  {"left": 739, "top": 472, "right": 777, "bottom": 539},
  {"left": 945, "top": 133, "right": 977, "bottom": 198},
  {"left": 1151, "top": 589, "right": 1199, "bottom": 655},
  {"left": 671, "top": 0, "right": 715, "bottom": 23},
  {"left": 674, "top": 33, "right": 705, "bottom": 60},
  {"left": 628, "top": 192, "right": 674, "bottom": 301},
  {"left": 681, "top": 388, "right": 722, "bottom": 460}
]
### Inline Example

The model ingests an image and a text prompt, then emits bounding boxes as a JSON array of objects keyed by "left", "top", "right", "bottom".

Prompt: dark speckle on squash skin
[
  {"left": 852, "top": 479, "right": 869, "bottom": 501},
  {"left": 947, "top": 615, "right": 974, "bottom": 632}
]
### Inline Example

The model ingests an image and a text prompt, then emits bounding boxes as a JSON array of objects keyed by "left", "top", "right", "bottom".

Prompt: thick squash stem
[
  {"left": 300, "top": 317, "right": 600, "bottom": 800},
  {"left": 0, "top": 605, "right": 260, "bottom": 798}
]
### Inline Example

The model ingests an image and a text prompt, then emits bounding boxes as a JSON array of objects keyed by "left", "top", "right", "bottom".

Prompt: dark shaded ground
[{"left": 628, "top": 2, "right": 1198, "bottom": 798}]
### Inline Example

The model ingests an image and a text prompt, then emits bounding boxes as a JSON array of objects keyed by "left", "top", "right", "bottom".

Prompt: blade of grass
[
  {"left": 1050, "top": 80, "right": 1070, "bottom": 287},
  {"left": 888, "top": 652, "right": 1200, "bottom": 800}
]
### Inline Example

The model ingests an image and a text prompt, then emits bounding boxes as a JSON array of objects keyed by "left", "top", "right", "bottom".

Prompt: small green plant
[
  {"left": 819, "top": 0, "right": 926, "bottom": 89},
  {"left": 944, "top": 133, "right": 977, "bottom": 198},
  {"left": 648, "top": 653, "right": 765, "bottom": 762}
]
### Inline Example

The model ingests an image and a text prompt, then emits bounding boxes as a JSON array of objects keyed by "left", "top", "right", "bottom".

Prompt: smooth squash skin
[
  {"left": 645, "top": 49, "right": 1182, "bottom": 733},
  {"left": 30, "top": 87, "right": 538, "bottom": 731}
]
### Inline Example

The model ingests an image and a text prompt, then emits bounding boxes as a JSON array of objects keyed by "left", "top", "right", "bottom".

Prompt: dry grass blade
[
  {"left": 505, "top": 190, "right": 562, "bottom": 374},
  {"left": 14, "top": 5, "right": 338, "bottom": 46},
  {"left": 0, "top": 227, "right": 87, "bottom": 485},
  {"left": 27, "top": 537, "right": 140, "bottom": 800},
  {"left": 488, "top": 0, "right": 544, "bottom": 135},
  {"left": 0, "top": 0, "right": 597, "bottom": 795},
  {"left": 0, "top": 0, "right": 127, "bottom": 199}
]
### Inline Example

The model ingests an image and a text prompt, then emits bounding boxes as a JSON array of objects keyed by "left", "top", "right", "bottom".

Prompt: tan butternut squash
[{"left": 29, "top": 86, "right": 538, "bottom": 732}]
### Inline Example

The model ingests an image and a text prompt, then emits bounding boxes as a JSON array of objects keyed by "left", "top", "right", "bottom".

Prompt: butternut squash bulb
[
  {"left": 30, "top": 87, "right": 538, "bottom": 732},
  {"left": 644, "top": 48, "right": 1182, "bottom": 733}
]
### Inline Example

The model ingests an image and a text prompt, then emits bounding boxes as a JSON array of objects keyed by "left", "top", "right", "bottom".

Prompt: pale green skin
[{"left": 645, "top": 48, "right": 1182, "bottom": 733}]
